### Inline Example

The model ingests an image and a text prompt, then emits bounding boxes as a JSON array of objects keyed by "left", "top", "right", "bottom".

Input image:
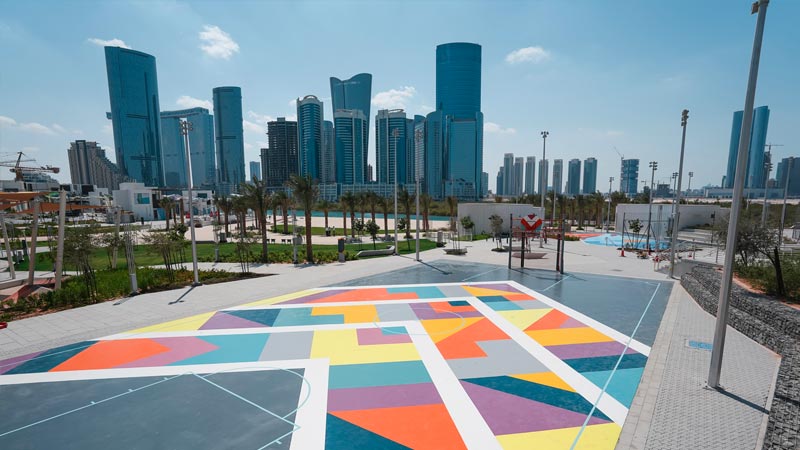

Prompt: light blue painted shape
[
  {"left": 173, "top": 334, "right": 270, "bottom": 365},
  {"left": 380, "top": 326, "right": 408, "bottom": 335},
  {"left": 485, "top": 301, "right": 523, "bottom": 311},
  {"left": 387, "top": 286, "right": 444, "bottom": 299},
  {"left": 688, "top": 340, "right": 713, "bottom": 351},
  {"left": 328, "top": 361, "right": 431, "bottom": 389},
  {"left": 582, "top": 367, "right": 644, "bottom": 407},
  {"left": 272, "top": 307, "right": 344, "bottom": 327}
]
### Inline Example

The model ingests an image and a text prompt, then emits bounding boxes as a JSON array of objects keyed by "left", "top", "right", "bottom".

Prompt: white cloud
[
  {"left": 21, "top": 146, "right": 39, "bottom": 153},
  {"left": 51, "top": 123, "right": 67, "bottom": 134},
  {"left": 484, "top": 122, "right": 517, "bottom": 134},
  {"left": 88, "top": 38, "right": 130, "bottom": 49},
  {"left": 18, "top": 122, "right": 54, "bottom": 135},
  {"left": 243, "top": 120, "right": 264, "bottom": 134},
  {"left": 176, "top": 95, "right": 213, "bottom": 110},
  {"left": 0, "top": 115, "right": 16, "bottom": 127},
  {"left": 605, "top": 130, "right": 624, "bottom": 137},
  {"left": 419, "top": 105, "right": 434, "bottom": 114},
  {"left": 288, "top": 99, "right": 297, "bottom": 108},
  {"left": 247, "top": 111, "right": 274, "bottom": 126},
  {"left": 199, "top": 25, "right": 239, "bottom": 59},
  {"left": 103, "top": 124, "right": 113, "bottom": 134},
  {"left": 284, "top": 114, "right": 297, "bottom": 122},
  {"left": 505, "top": 46, "right": 550, "bottom": 64},
  {"left": 371, "top": 86, "right": 417, "bottom": 110}
]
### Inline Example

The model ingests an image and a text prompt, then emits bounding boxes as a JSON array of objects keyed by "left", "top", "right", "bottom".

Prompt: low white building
[
  {"left": 615, "top": 203, "right": 729, "bottom": 239},
  {"left": 457, "top": 203, "right": 544, "bottom": 235},
  {"left": 112, "top": 182, "right": 156, "bottom": 221}
]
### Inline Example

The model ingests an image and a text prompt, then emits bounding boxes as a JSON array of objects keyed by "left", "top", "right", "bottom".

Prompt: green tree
[
  {"left": 366, "top": 191, "right": 379, "bottom": 222},
  {"left": 64, "top": 225, "right": 98, "bottom": 300},
  {"left": 366, "top": 220, "right": 380, "bottom": 250},
  {"left": 160, "top": 197, "right": 175, "bottom": 231},
  {"left": 288, "top": 174, "right": 318, "bottom": 263},
  {"left": 318, "top": 199, "right": 332, "bottom": 230},
  {"left": 420, "top": 194, "right": 432, "bottom": 231},
  {"left": 379, "top": 195, "right": 391, "bottom": 238},
  {"left": 240, "top": 178, "right": 271, "bottom": 263},
  {"left": 339, "top": 194, "right": 349, "bottom": 237},
  {"left": 446, "top": 196, "right": 458, "bottom": 231},
  {"left": 460, "top": 215, "right": 475, "bottom": 240},
  {"left": 398, "top": 187, "right": 415, "bottom": 238},
  {"left": 214, "top": 194, "right": 232, "bottom": 235},
  {"left": 272, "top": 190, "right": 291, "bottom": 234},
  {"left": 489, "top": 214, "right": 504, "bottom": 249},
  {"left": 342, "top": 191, "right": 357, "bottom": 238}
]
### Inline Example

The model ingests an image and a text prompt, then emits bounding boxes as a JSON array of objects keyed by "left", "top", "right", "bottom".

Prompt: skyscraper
[
  {"left": 433, "top": 42, "right": 483, "bottom": 200},
  {"left": 481, "top": 171, "right": 489, "bottom": 197},
  {"left": 67, "top": 140, "right": 127, "bottom": 190},
  {"left": 502, "top": 153, "right": 514, "bottom": 196},
  {"left": 413, "top": 115, "right": 426, "bottom": 188},
  {"left": 776, "top": 157, "right": 800, "bottom": 196},
  {"left": 514, "top": 157, "right": 524, "bottom": 196},
  {"left": 213, "top": 86, "right": 245, "bottom": 194},
  {"left": 583, "top": 157, "right": 597, "bottom": 194},
  {"left": 620, "top": 159, "right": 639, "bottom": 195},
  {"left": 321, "top": 120, "right": 335, "bottom": 184},
  {"left": 160, "top": 107, "right": 216, "bottom": 188},
  {"left": 104, "top": 46, "right": 164, "bottom": 187},
  {"left": 334, "top": 109, "right": 367, "bottom": 185},
  {"left": 297, "top": 95, "right": 324, "bottom": 181},
  {"left": 249, "top": 161, "right": 261, "bottom": 181},
  {"left": 376, "top": 109, "right": 409, "bottom": 185},
  {"left": 567, "top": 159, "right": 581, "bottom": 196},
  {"left": 264, "top": 118, "right": 298, "bottom": 188},
  {"left": 525, "top": 157, "right": 535, "bottom": 195},
  {"left": 538, "top": 159, "right": 549, "bottom": 195},
  {"left": 425, "top": 110, "right": 445, "bottom": 199},
  {"left": 496, "top": 169, "right": 504, "bottom": 196},
  {"left": 724, "top": 105, "right": 770, "bottom": 189},
  {"left": 331, "top": 74, "right": 372, "bottom": 178},
  {"left": 553, "top": 159, "right": 564, "bottom": 195},
  {"left": 406, "top": 118, "right": 416, "bottom": 185}
]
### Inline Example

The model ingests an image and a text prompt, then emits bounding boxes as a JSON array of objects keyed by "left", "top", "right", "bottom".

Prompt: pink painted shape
[
  {"left": 328, "top": 383, "right": 442, "bottom": 411},
  {"left": 559, "top": 317, "right": 586, "bottom": 329},
  {"left": 0, "top": 351, "right": 43, "bottom": 375},
  {"left": 117, "top": 336, "right": 218, "bottom": 368},
  {"left": 199, "top": 312, "right": 266, "bottom": 330},
  {"left": 357, "top": 327, "right": 412, "bottom": 345}
]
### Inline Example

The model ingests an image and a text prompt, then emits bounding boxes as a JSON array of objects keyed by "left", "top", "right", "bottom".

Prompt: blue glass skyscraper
[
  {"left": 297, "top": 95, "right": 324, "bottom": 181},
  {"left": 567, "top": 159, "right": 581, "bottom": 196},
  {"left": 104, "top": 46, "right": 164, "bottom": 187},
  {"left": 160, "top": 107, "right": 216, "bottom": 188},
  {"left": 376, "top": 109, "right": 409, "bottom": 185},
  {"left": 322, "top": 120, "right": 335, "bottom": 184},
  {"left": 620, "top": 159, "right": 639, "bottom": 195},
  {"left": 334, "top": 110, "right": 367, "bottom": 185},
  {"left": 583, "top": 157, "right": 597, "bottom": 194},
  {"left": 331, "top": 74, "right": 372, "bottom": 182},
  {"left": 213, "top": 86, "right": 245, "bottom": 194},
  {"left": 724, "top": 105, "right": 770, "bottom": 189}
]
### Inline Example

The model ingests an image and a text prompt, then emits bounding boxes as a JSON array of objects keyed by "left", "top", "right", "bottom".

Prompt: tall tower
[
  {"left": 160, "top": 107, "right": 216, "bottom": 188},
  {"left": 331, "top": 74, "right": 372, "bottom": 179},
  {"left": 333, "top": 110, "right": 367, "bottom": 185},
  {"left": 502, "top": 153, "right": 514, "bottom": 197},
  {"left": 297, "top": 95, "right": 324, "bottom": 181},
  {"left": 525, "top": 156, "right": 536, "bottom": 195},
  {"left": 552, "top": 159, "right": 563, "bottom": 195},
  {"left": 724, "top": 105, "right": 770, "bottom": 189},
  {"left": 376, "top": 109, "right": 409, "bottom": 185},
  {"left": 213, "top": 86, "right": 245, "bottom": 194},
  {"left": 104, "top": 46, "right": 164, "bottom": 187},
  {"left": 538, "top": 159, "right": 549, "bottom": 195},
  {"left": 265, "top": 118, "right": 298, "bottom": 188},
  {"left": 514, "top": 157, "right": 524, "bottom": 196},
  {"left": 321, "top": 120, "right": 336, "bottom": 184},
  {"left": 583, "top": 157, "right": 597, "bottom": 194},
  {"left": 567, "top": 159, "right": 581, "bottom": 196},
  {"left": 620, "top": 158, "right": 640, "bottom": 195}
]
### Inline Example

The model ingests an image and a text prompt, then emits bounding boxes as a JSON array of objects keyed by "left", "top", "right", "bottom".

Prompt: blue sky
[{"left": 0, "top": 0, "right": 798, "bottom": 192}]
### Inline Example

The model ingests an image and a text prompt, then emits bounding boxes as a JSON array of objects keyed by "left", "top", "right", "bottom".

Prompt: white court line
[
  {"left": 541, "top": 275, "right": 572, "bottom": 292},
  {"left": 226, "top": 296, "right": 466, "bottom": 311},
  {"left": 289, "top": 358, "right": 328, "bottom": 450}
]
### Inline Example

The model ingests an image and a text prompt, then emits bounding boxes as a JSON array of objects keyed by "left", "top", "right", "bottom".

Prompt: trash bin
[
  {"left": 325, "top": 227, "right": 331, "bottom": 237},
  {"left": 218, "top": 232, "right": 227, "bottom": 243}
]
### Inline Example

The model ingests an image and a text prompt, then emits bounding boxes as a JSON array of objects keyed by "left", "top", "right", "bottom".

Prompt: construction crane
[{"left": 0, "top": 152, "right": 60, "bottom": 181}]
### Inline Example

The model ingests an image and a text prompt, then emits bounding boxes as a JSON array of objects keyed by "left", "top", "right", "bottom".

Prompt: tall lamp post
[
  {"left": 415, "top": 165, "right": 420, "bottom": 261},
  {"left": 180, "top": 120, "right": 200, "bottom": 286},
  {"left": 762, "top": 155, "right": 772, "bottom": 227},
  {"left": 669, "top": 109, "right": 689, "bottom": 279},
  {"left": 647, "top": 161, "right": 658, "bottom": 252},
  {"left": 606, "top": 177, "right": 614, "bottom": 232},
  {"left": 539, "top": 131, "right": 549, "bottom": 248},
  {"left": 709, "top": 0, "right": 770, "bottom": 389},
  {"left": 392, "top": 128, "right": 400, "bottom": 253}
]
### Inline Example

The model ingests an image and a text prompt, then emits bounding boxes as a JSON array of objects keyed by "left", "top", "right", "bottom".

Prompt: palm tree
[
  {"left": 398, "top": 188, "right": 414, "bottom": 238},
  {"left": 379, "top": 195, "right": 391, "bottom": 238},
  {"left": 160, "top": 197, "right": 174, "bottom": 231},
  {"left": 356, "top": 191, "right": 367, "bottom": 223},
  {"left": 288, "top": 174, "right": 318, "bottom": 263},
  {"left": 576, "top": 195, "right": 586, "bottom": 228},
  {"left": 240, "top": 179, "right": 271, "bottom": 263},
  {"left": 445, "top": 196, "right": 458, "bottom": 231},
  {"left": 338, "top": 195, "right": 349, "bottom": 237},
  {"left": 420, "top": 194, "right": 432, "bottom": 231},
  {"left": 231, "top": 195, "right": 249, "bottom": 238},
  {"left": 343, "top": 191, "right": 357, "bottom": 238},
  {"left": 217, "top": 195, "right": 232, "bottom": 235},
  {"left": 366, "top": 191, "right": 378, "bottom": 222},
  {"left": 318, "top": 199, "right": 332, "bottom": 229},
  {"left": 591, "top": 192, "right": 605, "bottom": 228},
  {"left": 273, "top": 190, "right": 291, "bottom": 234}
]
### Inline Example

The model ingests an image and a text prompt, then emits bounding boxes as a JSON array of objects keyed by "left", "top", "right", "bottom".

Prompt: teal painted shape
[
  {"left": 582, "top": 367, "right": 644, "bottom": 407},
  {"left": 387, "top": 286, "right": 443, "bottom": 298},
  {"left": 272, "top": 307, "right": 344, "bottom": 326},
  {"left": 4, "top": 341, "right": 96, "bottom": 375},
  {"left": 380, "top": 326, "right": 408, "bottom": 335},
  {"left": 226, "top": 309, "right": 280, "bottom": 326},
  {"left": 485, "top": 300, "right": 522, "bottom": 311},
  {"left": 565, "top": 353, "right": 647, "bottom": 373},
  {"left": 325, "top": 413, "right": 411, "bottom": 449},
  {"left": 173, "top": 333, "right": 269, "bottom": 365},
  {"left": 448, "top": 300, "right": 470, "bottom": 306},
  {"left": 329, "top": 361, "right": 431, "bottom": 389},
  {"left": 477, "top": 295, "right": 514, "bottom": 304}
]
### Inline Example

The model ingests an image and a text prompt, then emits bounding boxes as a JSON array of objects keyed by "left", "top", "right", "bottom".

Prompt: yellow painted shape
[
  {"left": 420, "top": 317, "right": 482, "bottom": 343},
  {"left": 510, "top": 372, "right": 576, "bottom": 392},
  {"left": 311, "top": 304, "right": 378, "bottom": 323},
  {"left": 497, "top": 423, "right": 621, "bottom": 450},
  {"left": 128, "top": 312, "right": 215, "bottom": 334},
  {"left": 243, "top": 289, "right": 321, "bottom": 307},
  {"left": 310, "top": 329, "right": 420, "bottom": 365},
  {"left": 526, "top": 327, "right": 615, "bottom": 346},
  {"left": 498, "top": 309, "right": 552, "bottom": 331},
  {"left": 463, "top": 285, "right": 525, "bottom": 298}
]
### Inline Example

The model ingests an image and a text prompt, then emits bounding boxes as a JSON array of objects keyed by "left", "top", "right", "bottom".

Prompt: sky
[{"left": 0, "top": 0, "right": 798, "bottom": 193}]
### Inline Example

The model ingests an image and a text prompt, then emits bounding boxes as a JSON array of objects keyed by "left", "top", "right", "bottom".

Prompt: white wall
[
  {"left": 113, "top": 182, "right": 155, "bottom": 221},
  {"left": 615, "top": 203, "right": 730, "bottom": 238},
  {"left": 458, "top": 203, "right": 544, "bottom": 234}
]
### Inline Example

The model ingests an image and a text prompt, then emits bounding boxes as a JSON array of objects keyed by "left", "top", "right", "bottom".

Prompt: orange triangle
[
  {"left": 526, "top": 309, "right": 570, "bottom": 331},
  {"left": 435, "top": 317, "right": 509, "bottom": 359},
  {"left": 51, "top": 339, "right": 170, "bottom": 372},
  {"left": 332, "top": 403, "right": 466, "bottom": 450}
]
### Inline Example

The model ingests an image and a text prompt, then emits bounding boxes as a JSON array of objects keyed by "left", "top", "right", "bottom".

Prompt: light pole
[
  {"left": 540, "top": 131, "right": 549, "bottom": 248},
  {"left": 762, "top": 156, "right": 772, "bottom": 227},
  {"left": 778, "top": 158, "right": 793, "bottom": 250},
  {"left": 180, "top": 120, "right": 200, "bottom": 286},
  {"left": 669, "top": 109, "right": 689, "bottom": 279},
  {"left": 606, "top": 177, "right": 614, "bottom": 232},
  {"left": 415, "top": 167, "right": 420, "bottom": 261},
  {"left": 392, "top": 128, "right": 399, "bottom": 253},
  {"left": 709, "top": 0, "right": 770, "bottom": 389},
  {"left": 647, "top": 161, "right": 658, "bottom": 252},
  {"left": 687, "top": 171, "right": 694, "bottom": 196}
]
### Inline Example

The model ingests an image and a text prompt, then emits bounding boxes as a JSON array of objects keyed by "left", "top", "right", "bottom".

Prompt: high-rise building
[
  {"left": 776, "top": 157, "right": 800, "bottom": 196},
  {"left": 514, "top": 157, "right": 524, "bottom": 196},
  {"left": 620, "top": 158, "right": 639, "bottom": 195},
  {"left": 538, "top": 159, "right": 549, "bottom": 195},
  {"left": 249, "top": 161, "right": 261, "bottom": 181},
  {"left": 104, "top": 46, "right": 164, "bottom": 187},
  {"left": 376, "top": 109, "right": 409, "bottom": 185},
  {"left": 264, "top": 118, "right": 298, "bottom": 188},
  {"left": 553, "top": 159, "right": 564, "bottom": 195},
  {"left": 724, "top": 105, "right": 770, "bottom": 189},
  {"left": 502, "top": 153, "right": 514, "bottom": 196},
  {"left": 160, "top": 107, "right": 215, "bottom": 188},
  {"left": 331, "top": 74, "right": 372, "bottom": 176},
  {"left": 213, "top": 86, "right": 245, "bottom": 194},
  {"left": 297, "top": 95, "right": 324, "bottom": 181},
  {"left": 413, "top": 115, "right": 426, "bottom": 188},
  {"left": 67, "top": 140, "right": 127, "bottom": 190},
  {"left": 566, "top": 159, "right": 581, "bottom": 196},
  {"left": 583, "top": 157, "right": 597, "bottom": 194},
  {"left": 321, "top": 120, "right": 336, "bottom": 184},
  {"left": 496, "top": 169, "right": 504, "bottom": 196},
  {"left": 525, "top": 157, "right": 535, "bottom": 195},
  {"left": 406, "top": 118, "right": 416, "bottom": 185},
  {"left": 259, "top": 148, "right": 268, "bottom": 183},
  {"left": 432, "top": 43, "right": 483, "bottom": 200},
  {"left": 481, "top": 171, "right": 489, "bottom": 197},
  {"left": 334, "top": 109, "right": 368, "bottom": 185},
  {"left": 425, "top": 110, "right": 445, "bottom": 199}
]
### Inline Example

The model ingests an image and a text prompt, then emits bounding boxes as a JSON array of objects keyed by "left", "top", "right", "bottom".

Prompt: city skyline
[{"left": 1, "top": 1, "right": 799, "bottom": 193}]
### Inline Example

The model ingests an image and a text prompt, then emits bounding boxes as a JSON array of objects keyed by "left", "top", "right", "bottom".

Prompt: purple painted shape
[
  {"left": 410, "top": 303, "right": 483, "bottom": 320},
  {"left": 0, "top": 351, "right": 43, "bottom": 375},
  {"left": 469, "top": 283, "right": 523, "bottom": 294},
  {"left": 546, "top": 341, "right": 639, "bottom": 360},
  {"left": 461, "top": 381, "right": 608, "bottom": 435},
  {"left": 559, "top": 317, "right": 586, "bottom": 329},
  {"left": 199, "top": 312, "right": 266, "bottom": 330},
  {"left": 328, "top": 383, "right": 442, "bottom": 411},
  {"left": 277, "top": 289, "right": 350, "bottom": 305},
  {"left": 117, "top": 336, "right": 218, "bottom": 368},
  {"left": 357, "top": 328, "right": 412, "bottom": 345}
]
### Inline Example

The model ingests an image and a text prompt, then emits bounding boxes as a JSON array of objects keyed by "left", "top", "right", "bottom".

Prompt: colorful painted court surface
[{"left": 0, "top": 281, "right": 655, "bottom": 449}]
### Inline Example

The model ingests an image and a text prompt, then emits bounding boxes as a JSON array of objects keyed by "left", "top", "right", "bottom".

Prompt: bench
[{"left": 356, "top": 246, "right": 395, "bottom": 258}]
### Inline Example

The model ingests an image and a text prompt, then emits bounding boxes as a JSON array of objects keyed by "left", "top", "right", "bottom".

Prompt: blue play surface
[{"left": 583, "top": 233, "right": 670, "bottom": 250}]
